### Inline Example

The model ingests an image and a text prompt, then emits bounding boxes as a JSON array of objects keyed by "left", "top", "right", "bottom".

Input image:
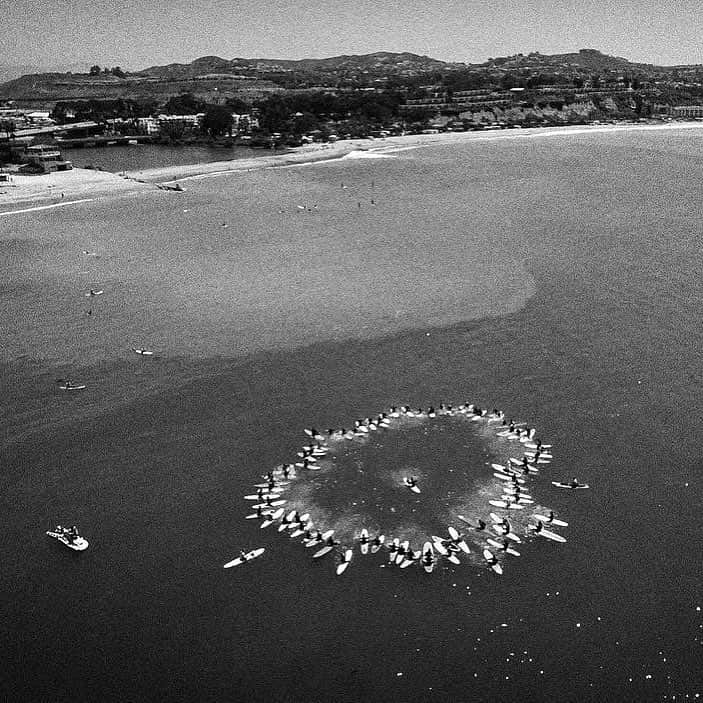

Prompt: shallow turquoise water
[{"left": 2, "top": 128, "right": 703, "bottom": 702}]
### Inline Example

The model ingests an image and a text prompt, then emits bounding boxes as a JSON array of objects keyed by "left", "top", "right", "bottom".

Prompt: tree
[
  {"left": 89, "top": 65, "right": 101, "bottom": 76},
  {"left": 163, "top": 93, "right": 204, "bottom": 115},
  {"left": 225, "top": 97, "right": 249, "bottom": 114},
  {"left": 110, "top": 67, "right": 126, "bottom": 78},
  {"left": 201, "top": 104, "right": 234, "bottom": 137}
]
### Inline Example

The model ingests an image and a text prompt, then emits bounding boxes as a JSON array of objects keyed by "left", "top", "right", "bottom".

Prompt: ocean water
[{"left": 2, "top": 127, "right": 703, "bottom": 702}]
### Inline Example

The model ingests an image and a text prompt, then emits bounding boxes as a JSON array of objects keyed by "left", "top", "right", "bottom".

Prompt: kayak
[
  {"left": 46, "top": 531, "right": 89, "bottom": 551},
  {"left": 224, "top": 547, "right": 265, "bottom": 568}
]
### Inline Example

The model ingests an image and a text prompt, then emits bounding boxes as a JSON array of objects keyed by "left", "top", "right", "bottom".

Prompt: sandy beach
[{"left": 2, "top": 121, "right": 701, "bottom": 212}]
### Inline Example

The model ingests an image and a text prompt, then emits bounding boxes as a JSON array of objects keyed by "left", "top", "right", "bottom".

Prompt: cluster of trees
[{"left": 88, "top": 65, "right": 127, "bottom": 78}]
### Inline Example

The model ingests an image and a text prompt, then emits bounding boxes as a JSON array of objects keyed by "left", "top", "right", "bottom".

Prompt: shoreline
[{"left": 2, "top": 121, "right": 702, "bottom": 210}]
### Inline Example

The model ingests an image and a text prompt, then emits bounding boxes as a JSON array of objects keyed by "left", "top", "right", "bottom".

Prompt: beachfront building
[
  {"left": 20, "top": 144, "right": 72, "bottom": 173},
  {"left": 231, "top": 113, "right": 259, "bottom": 133},
  {"left": 136, "top": 117, "right": 159, "bottom": 135},
  {"left": 672, "top": 105, "right": 703, "bottom": 118}
]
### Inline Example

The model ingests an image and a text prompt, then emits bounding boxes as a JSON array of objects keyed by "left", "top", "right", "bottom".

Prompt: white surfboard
[
  {"left": 336, "top": 549, "right": 353, "bottom": 575},
  {"left": 448, "top": 526, "right": 470, "bottom": 553},
  {"left": 422, "top": 542, "right": 435, "bottom": 573},
  {"left": 525, "top": 451, "right": 553, "bottom": 459},
  {"left": 224, "top": 547, "right": 265, "bottom": 568},
  {"left": 494, "top": 472, "right": 526, "bottom": 484},
  {"left": 132, "top": 348, "right": 154, "bottom": 356},
  {"left": 486, "top": 538, "right": 520, "bottom": 557},
  {"left": 260, "top": 507, "right": 285, "bottom": 528},
  {"left": 491, "top": 525, "right": 521, "bottom": 542},
  {"left": 370, "top": 535, "right": 385, "bottom": 553},
  {"left": 359, "top": 528, "right": 370, "bottom": 555},
  {"left": 524, "top": 443, "right": 552, "bottom": 450},
  {"left": 489, "top": 499, "right": 525, "bottom": 510},
  {"left": 552, "top": 481, "right": 589, "bottom": 489},
  {"left": 483, "top": 548, "right": 503, "bottom": 574},
  {"left": 244, "top": 493, "right": 280, "bottom": 501},
  {"left": 531, "top": 526, "right": 567, "bottom": 542},
  {"left": 447, "top": 553, "right": 460, "bottom": 565},
  {"left": 432, "top": 538, "right": 448, "bottom": 556},
  {"left": 254, "top": 481, "right": 288, "bottom": 489},
  {"left": 253, "top": 500, "right": 286, "bottom": 508},
  {"left": 46, "top": 531, "right": 89, "bottom": 551},
  {"left": 533, "top": 513, "right": 568, "bottom": 527},
  {"left": 58, "top": 384, "right": 86, "bottom": 391},
  {"left": 313, "top": 544, "right": 335, "bottom": 558},
  {"left": 388, "top": 538, "right": 400, "bottom": 562}
]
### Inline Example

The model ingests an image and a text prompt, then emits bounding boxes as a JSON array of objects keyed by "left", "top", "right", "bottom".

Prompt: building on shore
[
  {"left": 19, "top": 144, "right": 72, "bottom": 173},
  {"left": 672, "top": 105, "right": 703, "bottom": 118}
]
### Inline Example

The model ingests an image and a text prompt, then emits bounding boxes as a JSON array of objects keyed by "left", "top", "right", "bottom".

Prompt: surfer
[{"left": 570, "top": 477, "right": 585, "bottom": 488}]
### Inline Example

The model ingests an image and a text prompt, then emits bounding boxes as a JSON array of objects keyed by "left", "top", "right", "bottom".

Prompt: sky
[{"left": 3, "top": 0, "right": 702, "bottom": 71}]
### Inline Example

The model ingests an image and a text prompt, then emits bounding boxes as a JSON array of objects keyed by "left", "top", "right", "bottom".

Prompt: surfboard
[
  {"left": 399, "top": 549, "right": 419, "bottom": 568},
  {"left": 84, "top": 290, "right": 104, "bottom": 297},
  {"left": 448, "top": 526, "right": 470, "bottom": 553},
  {"left": 489, "top": 499, "right": 525, "bottom": 510},
  {"left": 447, "top": 553, "right": 460, "bottom": 565},
  {"left": 46, "top": 531, "right": 89, "bottom": 551},
  {"left": 370, "top": 535, "right": 385, "bottom": 553},
  {"left": 503, "top": 495, "right": 534, "bottom": 505},
  {"left": 533, "top": 513, "right": 568, "bottom": 527},
  {"left": 487, "top": 538, "right": 520, "bottom": 557},
  {"left": 531, "top": 526, "right": 567, "bottom": 543},
  {"left": 58, "top": 384, "right": 86, "bottom": 391},
  {"left": 359, "top": 528, "right": 370, "bottom": 555},
  {"left": 253, "top": 500, "right": 286, "bottom": 509},
  {"left": 483, "top": 548, "right": 503, "bottom": 574},
  {"left": 336, "top": 549, "right": 353, "bottom": 575},
  {"left": 289, "top": 522, "right": 312, "bottom": 538},
  {"left": 388, "top": 538, "right": 400, "bottom": 562},
  {"left": 509, "top": 458, "right": 540, "bottom": 471},
  {"left": 524, "top": 443, "right": 552, "bottom": 450},
  {"left": 494, "top": 472, "right": 526, "bottom": 484},
  {"left": 552, "top": 481, "right": 589, "bottom": 489},
  {"left": 254, "top": 481, "right": 288, "bottom": 489},
  {"left": 260, "top": 507, "right": 284, "bottom": 528},
  {"left": 132, "top": 348, "right": 154, "bottom": 356},
  {"left": 394, "top": 540, "right": 409, "bottom": 565},
  {"left": 422, "top": 542, "right": 435, "bottom": 573},
  {"left": 524, "top": 451, "right": 553, "bottom": 459},
  {"left": 223, "top": 547, "right": 265, "bottom": 568},
  {"left": 313, "top": 544, "right": 335, "bottom": 558},
  {"left": 244, "top": 493, "right": 280, "bottom": 501},
  {"left": 492, "top": 463, "right": 507, "bottom": 471},
  {"left": 432, "top": 538, "right": 448, "bottom": 556},
  {"left": 491, "top": 525, "right": 521, "bottom": 542}
]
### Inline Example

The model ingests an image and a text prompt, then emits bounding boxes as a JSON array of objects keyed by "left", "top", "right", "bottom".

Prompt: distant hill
[
  {"left": 137, "top": 51, "right": 463, "bottom": 78},
  {"left": 2, "top": 49, "right": 700, "bottom": 107}
]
